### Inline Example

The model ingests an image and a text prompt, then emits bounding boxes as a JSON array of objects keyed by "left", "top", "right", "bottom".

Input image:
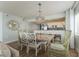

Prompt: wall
[
  {"left": 0, "top": 12, "right": 3, "bottom": 42},
  {"left": 24, "top": 21, "right": 40, "bottom": 32},
  {"left": 1, "top": 12, "right": 39, "bottom": 43},
  {"left": 2, "top": 12, "right": 23, "bottom": 43},
  {"left": 28, "top": 23, "right": 40, "bottom": 32}
]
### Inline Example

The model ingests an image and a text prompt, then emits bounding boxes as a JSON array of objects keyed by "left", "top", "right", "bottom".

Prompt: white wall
[
  {"left": 2, "top": 12, "right": 23, "bottom": 43},
  {"left": 27, "top": 22, "right": 40, "bottom": 32},
  {"left": 0, "top": 12, "right": 3, "bottom": 42}
]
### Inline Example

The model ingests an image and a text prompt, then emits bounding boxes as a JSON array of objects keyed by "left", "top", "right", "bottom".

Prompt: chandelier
[{"left": 36, "top": 3, "right": 45, "bottom": 20}]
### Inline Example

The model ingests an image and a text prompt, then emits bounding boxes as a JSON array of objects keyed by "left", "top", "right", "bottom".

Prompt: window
[{"left": 75, "top": 13, "right": 79, "bottom": 35}]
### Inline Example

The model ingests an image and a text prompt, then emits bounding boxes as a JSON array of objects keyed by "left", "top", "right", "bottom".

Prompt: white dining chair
[
  {"left": 19, "top": 31, "right": 28, "bottom": 50},
  {"left": 26, "top": 33, "right": 42, "bottom": 56}
]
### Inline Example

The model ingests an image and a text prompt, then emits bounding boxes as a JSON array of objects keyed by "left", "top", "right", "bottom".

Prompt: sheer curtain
[
  {"left": 70, "top": 9, "right": 75, "bottom": 49},
  {"left": 65, "top": 8, "right": 75, "bottom": 49}
]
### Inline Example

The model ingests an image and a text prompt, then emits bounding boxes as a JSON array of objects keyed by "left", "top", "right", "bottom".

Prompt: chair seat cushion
[
  {"left": 29, "top": 42, "right": 42, "bottom": 48},
  {"left": 50, "top": 43, "right": 65, "bottom": 50}
]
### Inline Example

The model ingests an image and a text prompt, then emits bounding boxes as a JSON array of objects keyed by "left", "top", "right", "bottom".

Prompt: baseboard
[{"left": 4, "top": 40, "right": 18, "bottom": 44}]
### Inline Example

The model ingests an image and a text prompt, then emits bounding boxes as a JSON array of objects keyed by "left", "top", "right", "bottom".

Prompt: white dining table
[{"left": 0, "top": 42, "right": 11, "bottom": 57}]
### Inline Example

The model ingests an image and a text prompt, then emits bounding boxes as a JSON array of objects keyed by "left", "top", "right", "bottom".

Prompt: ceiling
[{"left": 0, "top": 1, "right": 74, "bottom": 19}]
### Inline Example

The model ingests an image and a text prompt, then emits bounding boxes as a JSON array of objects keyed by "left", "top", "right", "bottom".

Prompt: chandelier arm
[
  {"left": 36, "top": 3, "right": 44, "bottom": 20},
  {"left": 38, "top": 3, "right": 42, "bottom": 17}
]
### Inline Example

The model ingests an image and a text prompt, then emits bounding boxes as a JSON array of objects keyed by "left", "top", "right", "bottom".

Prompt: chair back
[
  {"left": 26, "top": 33, "right": 37, "bottom": 44},
  {"left": 26, "top": 33, "right": 35, "bottom": 40},
  {"left": 19, "top": 31, "right": 27, "bottom": 43}
]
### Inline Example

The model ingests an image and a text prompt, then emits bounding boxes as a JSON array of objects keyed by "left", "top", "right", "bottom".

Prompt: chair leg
[
  {"left": 45, "top": 44, "right": 47, "bottom": 51},
  {"left": 21, "top": 44, "right": 23, "bottom": 50},
  {"left": 35, "top": 48, "right": 37, "bottom": 56},
  {"left": 27, "top": 46, "right": 29, "bottom": 54}
]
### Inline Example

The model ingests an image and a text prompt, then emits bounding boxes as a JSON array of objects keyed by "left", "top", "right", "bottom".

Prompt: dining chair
[
  {"left": 26, "top": 33, "right": 42, "bottom": 56},
  {"left": 36, "top": 33, "right": 55, "bottom": 51},
  {"left": 48, "top": 30, "right": 71, "bottom": 56},
  {"left": 54, "top": 34, "right": 61, "bottom": 43},
  {"left": 19, "top": 31, "right": 28, "bottom": 50}
]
